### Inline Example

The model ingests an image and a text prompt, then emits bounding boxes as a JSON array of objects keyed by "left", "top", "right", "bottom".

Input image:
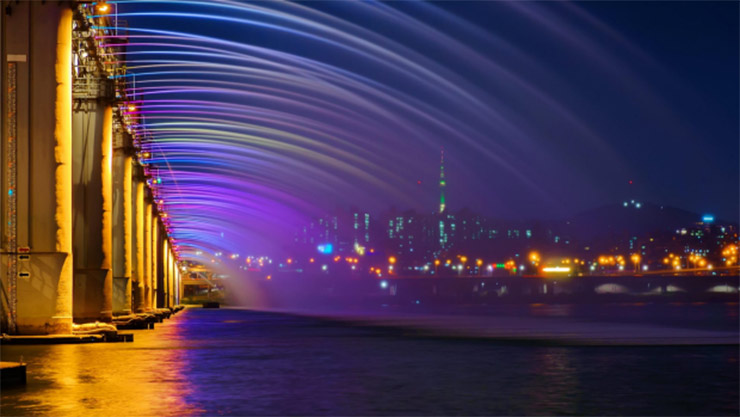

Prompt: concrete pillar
[
  {"left": 151, "top": 209, "right": 159, "bottom": 310},
  {"left": 112, "top": 143, "right": 133, "bottom": 315},
  {"left": 174, "top": 265, "right": 180, "bottom": 306},
  {"left": 144, "top": 202, "right": 153, "bottom": 311},
  {"left": 1, "top": 3, "right": 74, "bottom": 334},
  {"left": 133, "top": 180, "right": 146, "bottom": 313},
  {"left": 72, "top": 104, "right": 113, "bottom": 323},
  {"left": 163, "top": 241, "right": 170, "bottom": 308},
  {"left": 168, "top": 247, "right": 175, "bottom": 307},
  {"left": 155, "top": 220, "right": 164, "bottom": 308}
]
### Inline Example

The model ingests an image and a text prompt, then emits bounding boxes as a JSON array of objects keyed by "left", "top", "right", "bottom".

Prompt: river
[{"left": 1, "top": 305, "right": 738, "bottom": 416}]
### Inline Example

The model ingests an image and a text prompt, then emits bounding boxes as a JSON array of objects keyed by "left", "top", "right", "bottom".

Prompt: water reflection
[
  {"left": 1, "top": 317, "right": 201, "bottom": 416},
  {"left": 2, "top": 308, "right": 738, "bottom": 416}
]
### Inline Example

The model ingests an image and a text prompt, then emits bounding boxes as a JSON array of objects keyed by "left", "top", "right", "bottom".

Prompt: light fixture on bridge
[{"left": 96, "top": 2, "right": 111, "bottom": 13}]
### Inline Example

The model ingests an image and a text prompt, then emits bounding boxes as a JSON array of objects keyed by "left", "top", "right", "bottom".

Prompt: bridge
[{"left": 1, "top": 2, "right": 180, "bottom": 334}]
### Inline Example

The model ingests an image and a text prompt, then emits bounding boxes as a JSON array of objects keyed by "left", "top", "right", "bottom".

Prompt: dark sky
[
  {"left": 117, "top": 0, "right": 739, "bottom": 256},
  {"left": 399, "top": 0, "right": 739, "bottom": 221}
]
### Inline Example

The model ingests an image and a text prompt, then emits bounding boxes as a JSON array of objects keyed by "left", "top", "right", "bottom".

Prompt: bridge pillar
[
  {"left": 112, "top": 126, "right": 133, "bottom": 315},
  {"left": 151, "top": 208, "right": 159, "bottom": 310},
  {"left": 169, "top": 246, "right": 176, "bottom": 307},
  {"left": 1, "top": 3, "right": 74, "bottom": 334},
  {"left": 156, "top": 221, "right": 165, "bottom": 308},
  {"left": 72, "top": 102, "right": 114, "bottom": 323},
  {"left": 164, "top": 241, "right": 171, "bottom": 307},
  {"left": 144, "top": 202, "right": 153, "bottom": 311},
  {"left": 132, "top": 179, "right": 146, "bottom": 313}
]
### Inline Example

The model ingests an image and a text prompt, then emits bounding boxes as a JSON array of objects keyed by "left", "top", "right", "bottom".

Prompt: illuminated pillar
[
  {"left": 168, "top": 248, "right": 175, "bottom": 307},
  {"left": 72, "top": 102, "right": 113, "bottom": 323},
  {"left": 162, "top": 240, "right": 169, "bottom": 308},
  {"left": 133, "top": 180, "right": 146, "bottom": 313},
  {"left": 151, "top": 210, "right": 159, "bottom": 310},
  {"left": 1, "top": 4, "right": 74, "bottom": 334},
  {"left": 112, "top": 139, "right": 133, "bottom": 315},
  {"left": 144, "top": 202, "right": 153, "bottom": 311},
  {"left": 175, "top": 266, "right": 181, "bottom": 306},
  {"left": 100, "top": 105, "right": 114, "bottom": 321}
]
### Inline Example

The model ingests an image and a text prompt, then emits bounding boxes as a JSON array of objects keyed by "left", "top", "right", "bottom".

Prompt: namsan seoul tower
[{"left": 439, "top": 148, "right": 446, "bottom": 214}]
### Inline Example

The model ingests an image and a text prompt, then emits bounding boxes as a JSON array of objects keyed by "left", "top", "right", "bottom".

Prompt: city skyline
[{"left": 113, "top": 0, "right": 737, "bottom": 260}]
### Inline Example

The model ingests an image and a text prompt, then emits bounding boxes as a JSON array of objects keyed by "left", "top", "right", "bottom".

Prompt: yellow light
[
  {"left": 476, "top": 259, "right": 483, "bottom": 267},
  {"left": 97, "top": 3, "right": 110, "bottom": 13},
  {"left": 388, "top": 256, "right": 397, "bottom": 265},
  {"left": 309, "top": 258, "right": 314, "bottom": 263},
  {"left": 542, "top": 266, "right": 571, "bottom": 273},
  {"left": 460, "top": 256, "right": 468, "bottom": 263},
  {"left": 434, "top": 259, "right": 440, "bottom": 266},
  {"left": 127, "top": 104, "right": 136, "bottom": 112}
]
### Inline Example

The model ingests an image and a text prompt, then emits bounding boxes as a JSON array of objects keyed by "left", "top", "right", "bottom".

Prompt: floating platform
[
  {"left": 0, "top": 361, "right": 26, "bottom": 388},
  {"left": 0, "top": 332, "right": 133, "bottom": 345}
]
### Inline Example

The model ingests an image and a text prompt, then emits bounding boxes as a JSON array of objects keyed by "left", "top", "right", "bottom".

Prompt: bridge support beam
[
  {"left": 149, "top": 204, "right": 161, "bottom": 308},
  {"left": 1, "top": 3, "right": 74, "bottom": 334},
  {"left": 168, "top": 245, "right": 176, "bottom": 307},
  {"left": 112, "top": 128, "right": 133, "bottom": 315},
  {"left": 155, "top": 222, "right": 164, "bottom": 308},
  {"left": 133, "top": 180, "right": 146, "bottom": 313},
  {"left": 144, "top": 202, "right": 153, "bottom": 311},
  {"left": 72, "top": 104, "right": 114, "bottom": 323},
  {"left": 163, "top": 240, "right": 170, "bottom": 307}
]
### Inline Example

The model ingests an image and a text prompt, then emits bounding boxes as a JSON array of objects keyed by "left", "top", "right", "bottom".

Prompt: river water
[{"left": 2, "top": 306, "right": 738, "bottom": 416}]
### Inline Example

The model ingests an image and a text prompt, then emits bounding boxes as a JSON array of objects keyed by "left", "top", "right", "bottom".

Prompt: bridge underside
[{"left": 0, "top": 2, "right": 181, "bottom": 335}]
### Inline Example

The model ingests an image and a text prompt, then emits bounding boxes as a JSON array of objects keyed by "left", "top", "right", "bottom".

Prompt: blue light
[
  {"left": 379, "top": 280, "right": 388, "bottom": 289},
  {"left": 8, "top": 189, "right": 13, "bottom": 196},
  {"left": 317, "top": 243, "right": 333, "bottom": 254},
  {"left": 702, "top": 215, "right": 714, "bottom": 223}
]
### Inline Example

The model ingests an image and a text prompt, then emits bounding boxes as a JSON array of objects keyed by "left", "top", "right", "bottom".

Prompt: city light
[
  {"left": 317, "top": 243, "right": 333, "bottom": 254},
  {"left": 542, "top": 266, "right": 571, "bottom": 273}
]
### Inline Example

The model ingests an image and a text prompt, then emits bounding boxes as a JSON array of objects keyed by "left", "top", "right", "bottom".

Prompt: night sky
[{"left": 111, "top": 0, "right": 739, "bottom": 257}]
